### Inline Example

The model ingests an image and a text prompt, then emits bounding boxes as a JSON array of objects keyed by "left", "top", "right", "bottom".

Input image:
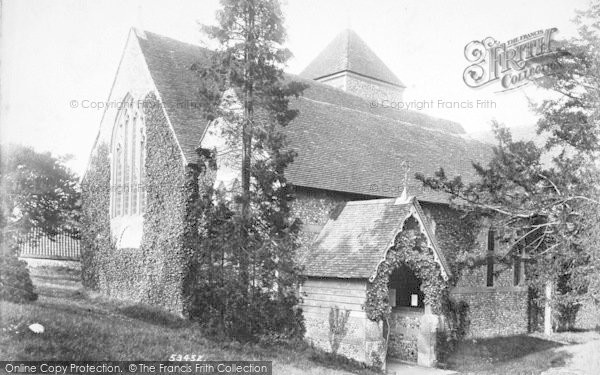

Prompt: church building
[{"left": 82, "top": 28, "right": 531, "bottom": 368}]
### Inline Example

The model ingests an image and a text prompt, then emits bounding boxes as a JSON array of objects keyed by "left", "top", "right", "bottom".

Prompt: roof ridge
[
  {"left": 345, "top": 198, "right": 397, "bottom": 206},
  {"left": 342, "top": 29, "right": 350, "bottom": 71},
  {"left": 134, "top": 28, "right": 211, "bottom": 52},
  {"left": 120, "top": 28, "right": 490, "bottom": 205},
  {"left": 129, "top": 30, "right": 421, "bottom": 130},
  {"left": 298, "top": 96, "right": 473, "bottom": 140},
  {"left": 285, "top": 73, "right": 464, "bottom": 134}
]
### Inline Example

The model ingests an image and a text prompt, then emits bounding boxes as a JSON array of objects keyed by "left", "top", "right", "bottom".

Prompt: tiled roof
[
  {"left": 300, "top": 29, "right": 405, "bottom": 87},
  {"left": 284, "top": 82, "right": 491, "bottom": 203},
  {"left": 135, "top": 29, "right": 212, "bottom": 162},
  {"left": 303, "top": 198, "right": 450, "bottom": 279},
  {"left": 134, "top": 29, "right": 492, "bottom": 204}
]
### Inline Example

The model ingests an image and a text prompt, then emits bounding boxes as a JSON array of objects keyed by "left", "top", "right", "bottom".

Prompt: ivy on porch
[{"left": 365, "top": 217, "right": 449, "bottom": 322}]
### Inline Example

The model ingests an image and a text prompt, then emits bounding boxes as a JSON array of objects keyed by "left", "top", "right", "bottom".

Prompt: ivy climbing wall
[
  {"left": 421, "top": 202, "right": 529, "bottom": 338},
  {"left": 81, "top": 143, "right": 113, "bottom": 290},
  {"left": 81, "top": 92, "right": 194, "bottom": 314}
]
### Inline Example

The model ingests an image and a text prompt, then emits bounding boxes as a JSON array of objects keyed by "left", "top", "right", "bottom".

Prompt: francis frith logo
[{"left": 463, "top": 28, "right": 565, "bottom": 91}]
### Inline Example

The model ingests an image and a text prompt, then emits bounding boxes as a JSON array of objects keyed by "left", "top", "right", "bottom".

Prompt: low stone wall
[
  {"left": 450, "top": 286, "right": 529, "bottom": 338},
  {"left": 387, "top": 309, "right": 422, "bottom": 362}
]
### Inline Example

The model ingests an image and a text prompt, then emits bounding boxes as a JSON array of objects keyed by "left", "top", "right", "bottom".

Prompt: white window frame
[{"left": 110, "top": 94, "right": 146, "bottom": 218}]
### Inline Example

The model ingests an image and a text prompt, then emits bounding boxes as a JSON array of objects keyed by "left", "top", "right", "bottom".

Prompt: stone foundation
[{"left": 387, "top": 309, "right": 421, "bottom": 362}]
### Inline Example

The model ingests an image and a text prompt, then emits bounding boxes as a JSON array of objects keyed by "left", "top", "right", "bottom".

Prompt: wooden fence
[{"left": 19, "top": 228, "right": 81, "bottom": 261}]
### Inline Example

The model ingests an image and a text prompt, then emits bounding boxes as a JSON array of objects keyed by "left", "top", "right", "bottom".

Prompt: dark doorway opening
[{"left": 388, "top": 264, "right": 424, "bottom": 309}]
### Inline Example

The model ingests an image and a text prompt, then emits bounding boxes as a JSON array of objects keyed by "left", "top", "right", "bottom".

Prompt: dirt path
[{"left": 542, "top": 333, "right": 600, "bottom": 375}]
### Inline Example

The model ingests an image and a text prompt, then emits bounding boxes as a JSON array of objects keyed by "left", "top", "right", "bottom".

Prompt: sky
[{"left": 0, "top": 0, "right": 591, "bottom": 176}]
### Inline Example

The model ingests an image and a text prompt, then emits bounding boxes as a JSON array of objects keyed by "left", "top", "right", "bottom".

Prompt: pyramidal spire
[
  {"left": 300, "top": 29, "right": 404, "bottom": 87},
  {"left": 300, "top": 29, "right": 405, "bottom": 102}
]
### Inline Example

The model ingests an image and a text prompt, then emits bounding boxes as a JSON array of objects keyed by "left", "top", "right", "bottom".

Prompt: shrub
[{"left": 0, "top": 245, "right": 37, "bottom": 303}]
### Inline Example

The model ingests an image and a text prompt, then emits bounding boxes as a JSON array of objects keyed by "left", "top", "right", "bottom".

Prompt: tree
[
  {"left": 189, "top": 0, "right": 307, "bottom": 338},
  {"left": 0, "top": 144, "right": 81, "bottom": 302},
  {"left": 417, "top": 1, "right": 600, "bottom": 332}
]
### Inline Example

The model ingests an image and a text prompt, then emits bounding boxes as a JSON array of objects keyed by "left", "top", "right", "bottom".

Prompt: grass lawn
[
  {"left": 442, "top": 319, "right": 600, "bottom": 374},
  {"left": 2, "top": 262, "right": 598, "bottom": 374},
  {"left": 444, "top": 335, "right": 569, "bottom": 374},
  {"left": 0, "top": 263, "right": 367, "bottom": 375}
]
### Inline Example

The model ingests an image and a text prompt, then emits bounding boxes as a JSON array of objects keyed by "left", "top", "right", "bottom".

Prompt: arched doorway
[
  {"left": 385, "top": 263, "right": 425, "bottom": 362},
  {"left": 388, "top": 264, "right": 425, "bottom": 309},
  {"left": 376, "top": 216, "right": 445, "bottom": 365}
]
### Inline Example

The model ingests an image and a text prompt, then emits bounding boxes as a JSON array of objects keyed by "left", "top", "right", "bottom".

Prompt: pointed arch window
[
  {"left": 131, "top": 114, "right": 138, "bottom": 214},
  {"left": 123, "top": 114, "right": 130, "bottom": 215},
  {"left": 113, "top": 142, "right": 122, "bottom": 217},
  {"left": 139, "top": 124, "right": 146, "bottom": 213},
  {"left": 111, "top": 95, "right": 146, "bottom": 218}
]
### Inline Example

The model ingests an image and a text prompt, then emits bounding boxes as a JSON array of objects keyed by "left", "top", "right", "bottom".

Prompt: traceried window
[
  {"left": 111, "top": 95, "right": 146, "bottom": 218},
  {"left": 131, "top": 114, "right": 138, "bottom": 214},
  {"left": 113, "top": 142, "right": 123, "bottom": 217},
  {"left": 139, "top": 128, "right": 146, "bottom": 213},
  {"left": 123, "top": 114, "right": 130, "bottom": 215}
]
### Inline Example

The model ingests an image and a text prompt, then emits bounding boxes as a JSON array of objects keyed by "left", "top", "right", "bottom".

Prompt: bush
[
  {"left": 0, "top": 246, "right": 37, "bottom": 303},
  {"left": 437, "top": 298, "right": 470, "bottom": 363}
]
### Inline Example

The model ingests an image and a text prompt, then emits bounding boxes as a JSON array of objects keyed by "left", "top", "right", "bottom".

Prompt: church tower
[{"left": 300, "top": 29, "right": 405, "bottom": 102}]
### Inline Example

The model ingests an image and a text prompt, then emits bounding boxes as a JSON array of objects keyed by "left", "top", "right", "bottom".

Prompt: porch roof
[{"left": 301, "top": 197, "right": 450, "bottom": 280}]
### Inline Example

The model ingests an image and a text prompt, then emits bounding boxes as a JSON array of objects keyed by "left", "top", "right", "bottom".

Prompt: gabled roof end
[{"left": 133, "top": 27, "right": 147, "bottom": 40}]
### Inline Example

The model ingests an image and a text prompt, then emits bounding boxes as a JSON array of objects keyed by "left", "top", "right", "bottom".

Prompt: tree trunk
[
  {"left": 238, "top": 3, "right": 256, "bottom": 336},
  {"left": 240, "top": 4, "right": 255, "bottom": 214}
]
